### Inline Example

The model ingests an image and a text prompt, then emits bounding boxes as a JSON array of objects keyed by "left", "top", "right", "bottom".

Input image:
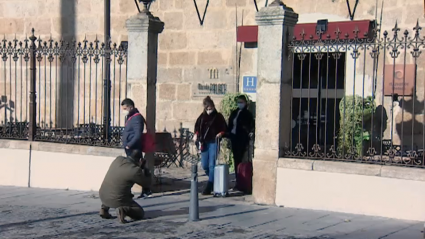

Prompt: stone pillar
[
  {"left": 253, "top": 1, "right": 298, "bottom": 205},
  {"left": 126, "top": 11, "right": 164, "bottom": 174}
]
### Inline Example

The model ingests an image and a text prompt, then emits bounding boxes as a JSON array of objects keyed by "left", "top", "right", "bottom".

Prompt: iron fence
[
  {"left": 285, "top": 21, "right": 425, "bottom": 168},
  {"left": 0, "top": 29, "right": 128, "bottom": 146}
]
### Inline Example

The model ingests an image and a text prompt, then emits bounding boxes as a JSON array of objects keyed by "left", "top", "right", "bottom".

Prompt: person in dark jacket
[
  {"left": 122, "top": 98, "right": 144, "bottom": 156},
  {"left": 194, "top": 96, "right": 227, "bottom": 195},
  {"left": 121, "top": 98, "right": 152, "bottom": 198},
  {"left": 227, "top": 95, "right": 255, "bottom": 191},
  {"left": 99, "top": 149, "right": 152, "bottom": 224}
]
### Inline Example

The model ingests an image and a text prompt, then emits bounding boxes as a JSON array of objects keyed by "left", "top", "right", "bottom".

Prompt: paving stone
[{"left": 0, "top": 186, "right": 422, "bottom": 239}]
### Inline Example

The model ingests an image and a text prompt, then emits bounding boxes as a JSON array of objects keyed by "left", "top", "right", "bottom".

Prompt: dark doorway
[{"left": 291, "top": 52, "right": 346, "bottom": 154}]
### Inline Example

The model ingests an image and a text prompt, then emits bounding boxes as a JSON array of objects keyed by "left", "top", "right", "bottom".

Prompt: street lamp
[{"left": 134, "top": 0, "right": 154, "bottom": 13}]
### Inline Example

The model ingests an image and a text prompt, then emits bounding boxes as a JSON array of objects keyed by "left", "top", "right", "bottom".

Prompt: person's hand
[
  {"left": 216, "top": 133, "right": 223, "bottom": 139},
  {"left": 125, "top": 146, "right": 130, "bottom": 149},
  {"left": 192, "top": 134, "right": 198, "bottom": 142},
  {"left": 249, "top": 132, "right": 254, "bottom": 138}
]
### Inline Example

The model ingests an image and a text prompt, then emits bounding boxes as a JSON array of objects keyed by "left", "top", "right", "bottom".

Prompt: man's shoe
[
  {"left": 117, "top": 207, "right": 127, "bottom": 224},
  {"left": 99, "top": 208, "right": 113, "bottom": 219},
  {"left": 138, "top": 189, "right": 153, "bottom": 199},
  {"left": 201, "top": 182, "right": 213, "bottom": 195}
]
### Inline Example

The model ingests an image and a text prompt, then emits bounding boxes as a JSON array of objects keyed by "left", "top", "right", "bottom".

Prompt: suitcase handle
[{"left": 215, "top": 138, "right": 221, "bottom": 165}]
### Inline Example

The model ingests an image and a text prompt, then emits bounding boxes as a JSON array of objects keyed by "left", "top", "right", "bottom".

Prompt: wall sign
[
  {"left": 196, "top": 83, "right": 227, "bottom": 95},
  {"left": 243, "top": 76, "right": 257, "bottom": 93},
  {"left": 383, "top": 64, "right": 416, "bottom": 96}
]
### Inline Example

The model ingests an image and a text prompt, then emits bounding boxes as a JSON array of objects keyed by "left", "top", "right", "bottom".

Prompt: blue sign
[{"left": 243, "top": 76, "right": 257, "bottom": 93}]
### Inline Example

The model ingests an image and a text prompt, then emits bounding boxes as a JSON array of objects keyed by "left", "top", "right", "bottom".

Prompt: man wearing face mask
[
  {"left": 227, "top": 95, "right": 255, "bottom": 193},
  {"left": 121, "top": 98, "right": 152, "bottom": 198}
]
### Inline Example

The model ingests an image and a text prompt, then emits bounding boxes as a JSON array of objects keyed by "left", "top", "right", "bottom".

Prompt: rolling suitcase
[
  {"left": 213, "top": 138, "right": 229, "bottom": 197},
  {"left": 237, "top": 137, "right": 254, "bottom": 194}
]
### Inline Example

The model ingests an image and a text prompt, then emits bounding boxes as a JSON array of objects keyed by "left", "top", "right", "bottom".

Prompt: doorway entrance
[{"left": 291, "top": 52, "right": 346, "bottom": 154}]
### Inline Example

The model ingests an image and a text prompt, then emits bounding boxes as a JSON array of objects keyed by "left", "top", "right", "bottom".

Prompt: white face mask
[
  {"left": 237, "top": 103, "right": 246, "bottom": 109},
  {"left": 122, "top": 110, "right": 130, "bottom": 116},
  {"left": 206, "top": 110, "right": 213, "bottom": 115}
]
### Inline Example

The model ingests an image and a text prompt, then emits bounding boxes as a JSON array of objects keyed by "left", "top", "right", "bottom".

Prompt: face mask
[
  {"left": 122, "top": 110, "right": 129, "bottom": 116},
  {"left": 237, "top": 103, "right": 245, "bottom": 109},
  {"left": 206, "top": 110, "right": 213, "bottom": 115}
]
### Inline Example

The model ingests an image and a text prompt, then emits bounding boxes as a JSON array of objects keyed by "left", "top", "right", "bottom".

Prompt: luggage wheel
[{"left": 213, "top": 193, "right": 228, "bottom": 198}]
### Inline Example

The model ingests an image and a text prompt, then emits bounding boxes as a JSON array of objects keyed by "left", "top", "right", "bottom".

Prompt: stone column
[
  {"left": 253, "top": 1, "right": 298, "bottom": 205},
  {"left": 126, "top": 11, "right": 164, "bottom": 175}
]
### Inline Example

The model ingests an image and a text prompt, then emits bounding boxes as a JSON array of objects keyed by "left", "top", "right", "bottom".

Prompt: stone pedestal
[
  {"left": 126, "top": 12, "right": 164, "bottom": 174},
  {"left": 253, "top": 1, "right": 298, "bottom": 205}
]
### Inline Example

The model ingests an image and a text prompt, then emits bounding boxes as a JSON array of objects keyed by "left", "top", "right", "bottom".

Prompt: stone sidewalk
[{"left": 0, "top": 186, "right": 423, "bottom": 239}]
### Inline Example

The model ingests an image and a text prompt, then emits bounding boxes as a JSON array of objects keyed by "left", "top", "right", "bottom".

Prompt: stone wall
[
  {"left": 0, "top": 0, "right": 423, "bottom": 134},
  {"left": 0, "top": 0, "right": 262, "bottom": 131}
]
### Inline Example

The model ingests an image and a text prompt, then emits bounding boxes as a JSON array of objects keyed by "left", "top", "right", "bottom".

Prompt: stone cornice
[
  {"left": 126, "top": 12, "right": 164, "bottom": 34},
  {"left": 256, "top": 2, "right": 298, "bottom": 27}
]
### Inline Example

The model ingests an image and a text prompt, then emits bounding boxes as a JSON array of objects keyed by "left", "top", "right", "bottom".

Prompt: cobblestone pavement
[{"left": 0, "top": 186, "right": 423, "bottom": 239}]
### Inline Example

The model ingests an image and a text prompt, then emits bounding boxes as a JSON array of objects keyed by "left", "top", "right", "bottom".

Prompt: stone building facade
[{"left": 0, "top": 0, "right": 424, "bottom": 140}]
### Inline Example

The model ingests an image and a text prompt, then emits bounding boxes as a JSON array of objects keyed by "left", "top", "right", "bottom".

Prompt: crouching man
[{"left": 99, "top": 149, "right": 152, "bottom": 223}]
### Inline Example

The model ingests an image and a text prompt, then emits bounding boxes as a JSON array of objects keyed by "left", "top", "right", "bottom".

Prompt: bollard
[{"left": 189, "top": 163, "right": 200, "bottom": 221}]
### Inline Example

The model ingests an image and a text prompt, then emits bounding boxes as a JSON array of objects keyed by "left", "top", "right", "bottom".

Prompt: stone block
[
  {"left": 159, "top": 83, "right": 177, "bottom": 101},
  {"left": 3, "top": 1, "right": 39, "bottom": 17},
  {"left": 381, "top": 166, "right": 425, "bottom": 181},
  {"left": 119, "top": 0, "right": 138, "bottom": 14},
  {"left": 177, "top": 84, "right": 191, "bottom": 101},
  {"left": 158, "top": 68, "right": 183, "bottom": 83},
  {"left": 252, "top": 159, "right": 277, "bottom": 205},
  {"left": 226, "top": 0, "right": 247, "bottom": 7},
  {"left": 163, "top": 11, "right": 184, "bottom": 30},
  {"left": 160, "top": 0, "right": 174, "bottom": 10},
  {"left": 0, "top": 18, "right": 25, "bottom": 35},
  {"left": 197, "top": 51, "right": 227, "bottom": 66},
  {"left": 203, "top": 10, "right": 227, "bottom": 29},
  {"left": 158, "top": 52, "right": 168, "bottom": 66},
  {"left": 76, "top": 0, "right": 92, "bottom": 15},
  {"left": 76, "top": 17, "right": 101, "bottom": 34},
  {"left": 169, "top": 52, "right": 196, "bottom": 66},
  {"left": 172, "top": 102, "right": 203, "bottom": 121},
  {"left": 403, "top": 4, "right": 423, "bottom": 25},
  {"left": 278, "top": 158, "right": 314, "bottom": 171},
  {"left": 112, "top": 16, "right": 128, "bottom": 34},
  {"left": 25, "top": 18, "right": 52, "bottom": 35},
  {"left": 159, "top": 32, "right": 187, "bottom": 50},
  {"left": 313, "top": 161, "right": 382, "bottom": 176},
  {"left": 156, "top": 101, "right": 173, "bottom": 120}
]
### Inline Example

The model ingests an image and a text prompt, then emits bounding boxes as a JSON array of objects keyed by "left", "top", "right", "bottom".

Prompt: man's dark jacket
[
  {"left": 99, "top": 156, "right": 151, "bottom": 208},
  {"left": 123, "top": 108, "right": 144, "bottom": 153}
]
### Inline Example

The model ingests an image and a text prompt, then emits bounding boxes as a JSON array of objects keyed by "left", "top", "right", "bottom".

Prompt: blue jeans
[{"left": 201, "top": 141, "right": 217, "bottom": 183}]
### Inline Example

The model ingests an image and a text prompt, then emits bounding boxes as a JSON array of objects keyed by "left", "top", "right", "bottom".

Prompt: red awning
[{"left": 237, "top": 20, "right": 375, "bottom": 43}]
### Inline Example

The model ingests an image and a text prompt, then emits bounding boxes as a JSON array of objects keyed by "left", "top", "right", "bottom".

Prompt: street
[{"left": 0, "top": 186, "right": 422, "bottom": 239}]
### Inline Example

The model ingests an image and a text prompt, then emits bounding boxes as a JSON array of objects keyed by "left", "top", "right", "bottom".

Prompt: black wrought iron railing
[{"left": 285, "top": 22, "right": 425, "bottom": 168}]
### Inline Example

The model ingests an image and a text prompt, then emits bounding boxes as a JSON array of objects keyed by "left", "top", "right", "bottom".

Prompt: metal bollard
[{"left": 189, "top": 163, "right": 200, "bottom": 221}]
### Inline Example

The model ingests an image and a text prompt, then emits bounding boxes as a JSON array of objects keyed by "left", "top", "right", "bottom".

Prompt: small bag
[
  {"left": 126, "top": 113, "right": 155, "bottom": 153},
  {"left": 141, "top": 132, "right": 155, "bottom": 153}
]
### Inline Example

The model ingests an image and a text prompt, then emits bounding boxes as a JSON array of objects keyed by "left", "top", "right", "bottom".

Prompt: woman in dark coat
[
  {"left": 227, "top": 95, "right": 255, "bottom": 191},
  {"left": 194, "top": 96, "right": 227, "bottom": 195}
]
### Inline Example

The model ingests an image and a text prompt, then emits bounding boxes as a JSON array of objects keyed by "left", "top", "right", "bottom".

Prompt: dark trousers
[
  {"left": 101, "top": 201, "right": 145, "bottom": 221},
  {"left": 230, "top": 134, "right": 248, "bottom": 186}
]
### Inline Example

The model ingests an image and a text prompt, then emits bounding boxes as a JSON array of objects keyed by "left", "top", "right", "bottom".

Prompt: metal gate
[{"left": 285, "top": 22, "right": 425, "bottom": 168}]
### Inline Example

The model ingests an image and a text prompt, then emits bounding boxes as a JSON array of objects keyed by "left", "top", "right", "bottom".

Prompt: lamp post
[
  {"left": 134, "top": 0, "right": 154, "bottom": 13},
  {"left": 103, "top": 0, "right": 111, "bottom": 143}
]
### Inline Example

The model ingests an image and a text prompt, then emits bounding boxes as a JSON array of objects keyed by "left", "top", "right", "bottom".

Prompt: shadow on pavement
[
  {"left": 0, "top": 211, "right": 98, "bottom": 229},
  {"left": 146, "top": 205, "right": 235, "bottom": 219}
]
